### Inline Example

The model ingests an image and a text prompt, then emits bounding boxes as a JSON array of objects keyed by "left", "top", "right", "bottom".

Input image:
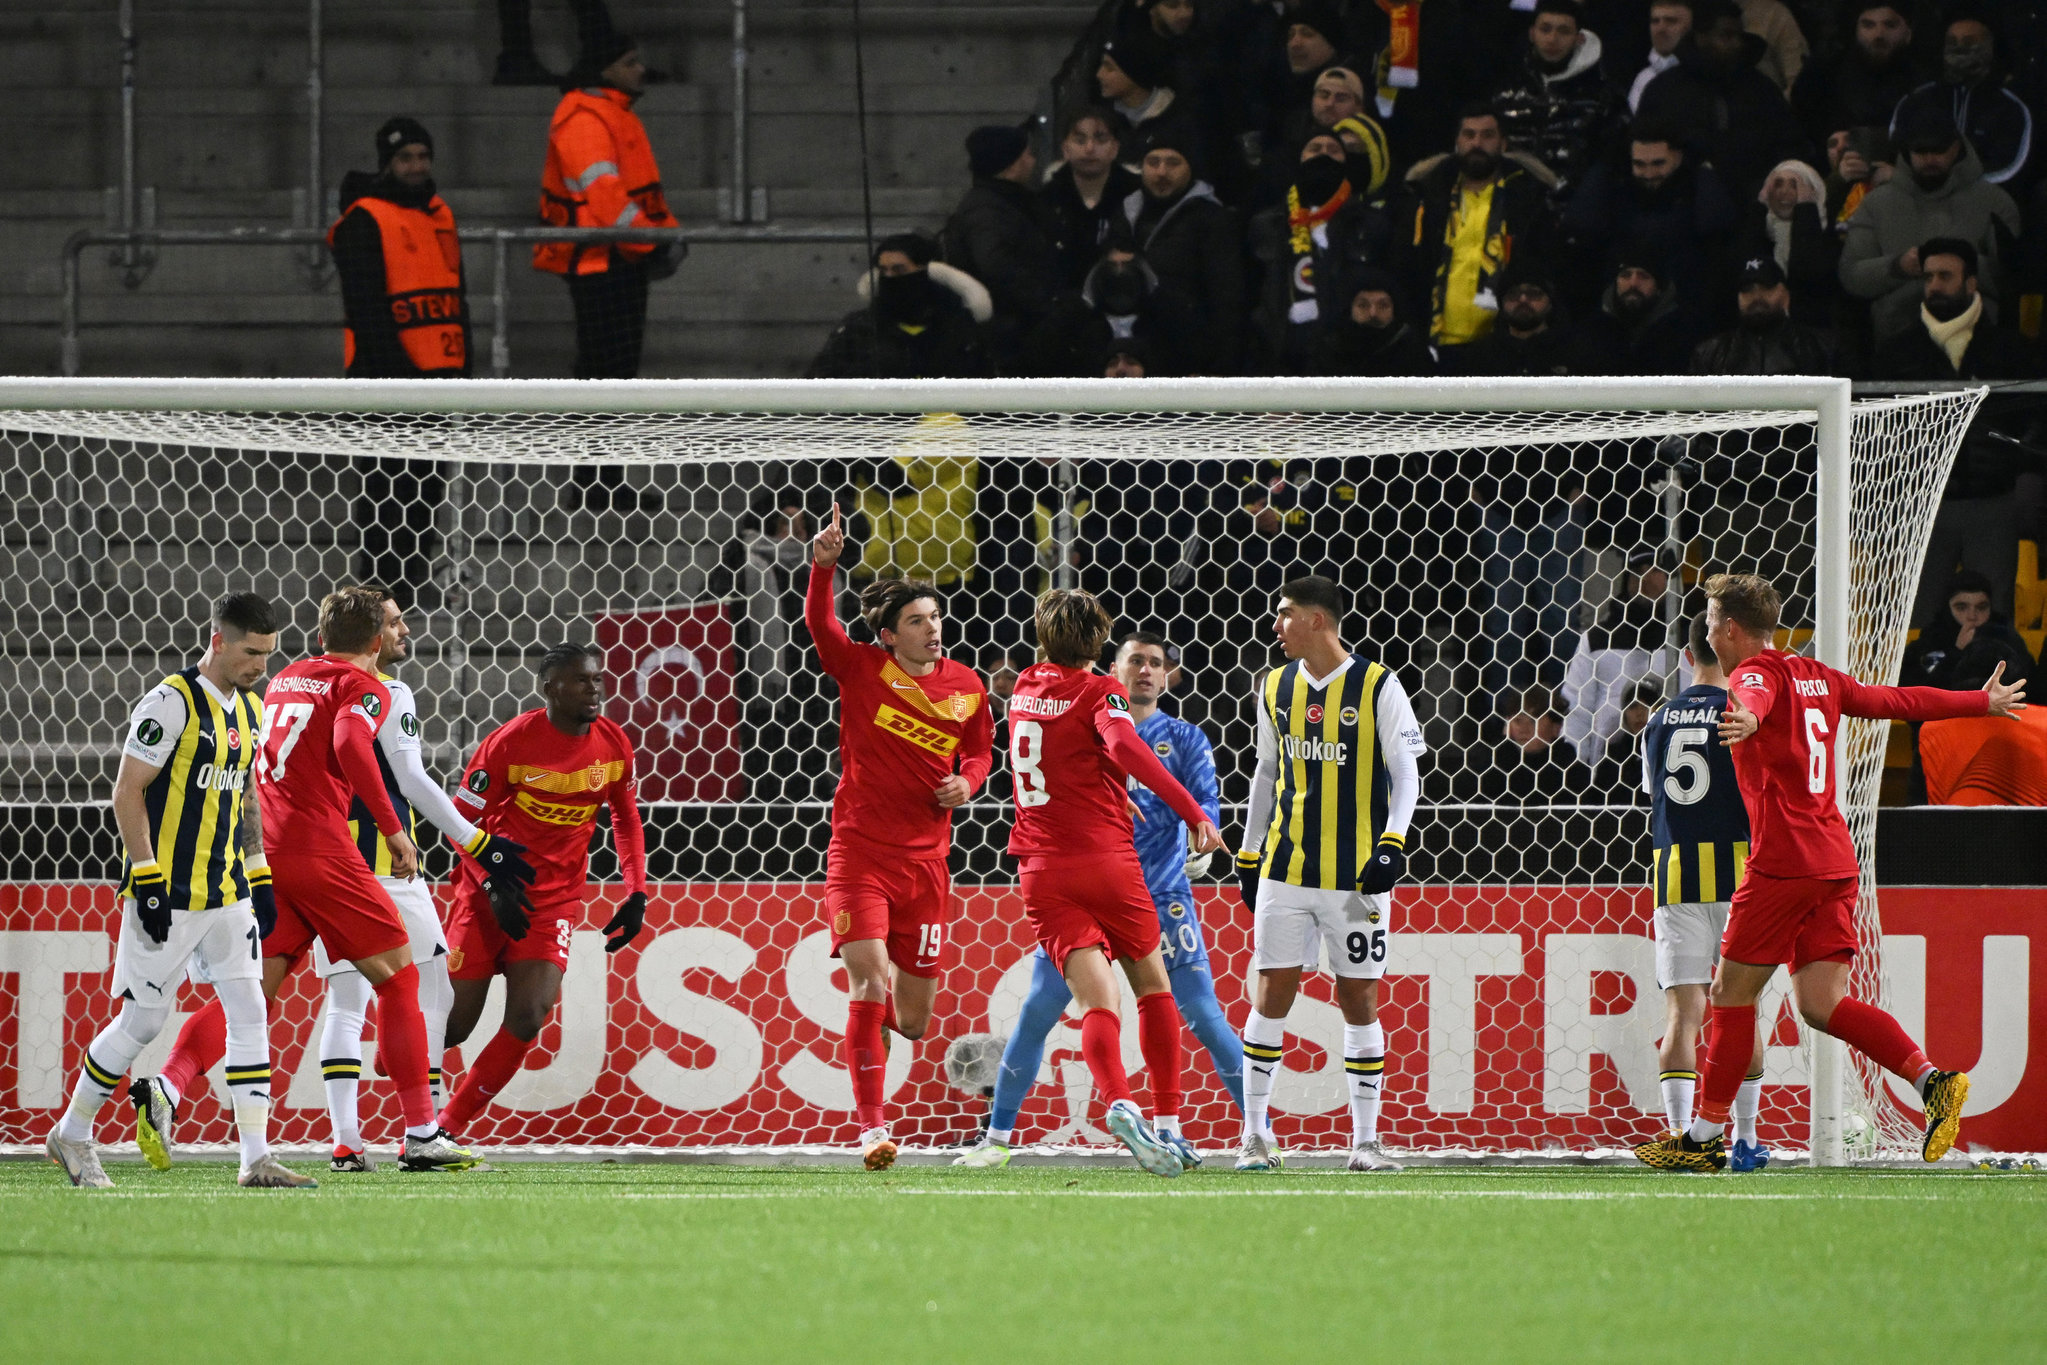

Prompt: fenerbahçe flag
[{"left": 595, "top": 601, "right": 743, "bottom": 802}]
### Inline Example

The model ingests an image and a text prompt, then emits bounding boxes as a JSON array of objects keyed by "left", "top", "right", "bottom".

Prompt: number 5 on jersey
[{"left": 256, "top": 701, "right": 316, "bottom": 783}]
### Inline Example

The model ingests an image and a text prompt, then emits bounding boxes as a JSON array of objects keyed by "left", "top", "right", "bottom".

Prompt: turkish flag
[{"left": 594, "top": 601, "right": 744, "bottom": 802}]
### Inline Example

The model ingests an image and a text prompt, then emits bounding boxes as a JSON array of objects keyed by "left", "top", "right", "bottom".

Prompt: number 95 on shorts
[{"left": 1251, "top": 881, "right": 1392, "bottom": 979}]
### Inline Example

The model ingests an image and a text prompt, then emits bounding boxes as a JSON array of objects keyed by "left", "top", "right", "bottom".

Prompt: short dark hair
[
  {"left": 1629, "top": 121, "right": 1683, "bottom": 151},
  {"left": 1278, "top": 575, "right": 1345, "bottom": 627},
  {"left": 1456, "top": 101, "right": 1502, "bottom": 129},
  {"left": 537, "top": 641, "right": 601, "bottom": 681},
  {"left": 317, "top": 584, "right": 388, "bottom": 655},
  {"left": 860, "top": 578, "right": 941, "bottom": 637},
  {"left": 1035, "top": 588, "right": 1115, "bottom": 667},
  {"left": 213, "top": 591, "right": 279, "bottom": 638},
  {"left": 1115, "top": 629, "right": 1175, "bottom": 663},
  {"left": 1919, "top": 235, "right": 1979, "bottom": 278},
  {"left": 1688, "top": 611, "right": 1717, "bottom": 668},
  {"left": 1533, "top": 0, "right": 1583, "bottom": 23},
  {"left": 1943, "top": 568, "right": 1996, "bottom": 601},
  {"left": 1059, "top": 104, "right": 1121, "bottom": 144}
]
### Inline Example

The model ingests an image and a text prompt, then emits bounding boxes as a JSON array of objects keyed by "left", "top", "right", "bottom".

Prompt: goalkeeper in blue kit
[{"left": 956, "top": 632, "right": 1244, "bottom": 1169}]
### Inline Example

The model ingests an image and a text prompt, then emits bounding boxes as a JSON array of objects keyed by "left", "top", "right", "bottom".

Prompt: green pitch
[{"left": 4, "top": 1160, "right": 2043, "bottom": 1364}]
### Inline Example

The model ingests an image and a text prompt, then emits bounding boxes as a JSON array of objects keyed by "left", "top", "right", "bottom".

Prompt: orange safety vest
[
  {"left": 327, "top": 193, "right": 467, "bottom": 373},
  {"left": 535, "top": 86, "right": 678, "bottom": 275}
]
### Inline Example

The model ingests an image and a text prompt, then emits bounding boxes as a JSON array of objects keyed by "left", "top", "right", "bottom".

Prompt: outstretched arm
[{"left": 1839, "top": 660, "right": 2023, "bottom": 722}]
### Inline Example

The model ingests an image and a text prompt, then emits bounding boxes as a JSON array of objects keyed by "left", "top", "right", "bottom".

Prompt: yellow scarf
[{"left": 1922, "top": 293, "right": 1982, "bottom": 371}]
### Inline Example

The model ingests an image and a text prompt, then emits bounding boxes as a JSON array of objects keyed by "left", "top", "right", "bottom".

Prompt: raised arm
[
  {"left": 804, "top": 502, "right": 860, "bottom": 675},
  {"left": 1838, "top": 659, "right": 2022, "bottom": 722}
]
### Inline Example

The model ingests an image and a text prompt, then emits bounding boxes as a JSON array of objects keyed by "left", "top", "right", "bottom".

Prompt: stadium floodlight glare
[{"left": 0, "top": 377, "right": 1982, "bottom": 1166}]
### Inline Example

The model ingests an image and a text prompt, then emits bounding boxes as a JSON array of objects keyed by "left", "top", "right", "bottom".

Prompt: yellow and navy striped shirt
[
  {"left": 347, "top": 672, "right": 421, "bottom": 876},
  {"left": 1643, "top": 683, "right": 1750, "bottom": 906},
  {"left": 119, "top": 667, "right": 261, "bottom": 910},
  {"left": 1254, "top": 655, "right": 1407, "bottom": 892}
]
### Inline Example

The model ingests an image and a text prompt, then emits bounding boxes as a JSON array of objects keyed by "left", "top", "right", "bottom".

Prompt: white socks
[
  {"left": 217, "top": 977, "right": 273, "bottom": 1168},
  {"left": 320, "top": 972, "right": 374, "bottom": 1152},
  {"left": 1240, "top": 1012, "right": 1286, "bottom": 1142},
  {"left": 1734, "top": 1071, "right": 1763, "bottom": 1146},
  {"left": 987, "top": 1127, "right": 1015, "bottom": 1147},
  {"left": 1344, "top": 1021, "right": 1386, "bottom": 1147},
  {"left": 418, "top": 955, "right": 454, "bottom": 1112},
  {"left": 57, "top": 1000, "right": 166, "bottom": 1142},
  {"left": 1660, "top": 1070, "right": 1697, "bottom": 1135}
]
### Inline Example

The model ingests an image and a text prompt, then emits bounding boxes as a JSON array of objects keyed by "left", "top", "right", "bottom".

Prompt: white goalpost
[{"left": 0, "top": 376, "right": 1983, "bottom": 1164}]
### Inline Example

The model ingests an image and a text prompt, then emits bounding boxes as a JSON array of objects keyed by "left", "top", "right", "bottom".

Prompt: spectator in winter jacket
[
  {"left": 1627, "top": 0, "right": 1693, "bottom": 113},
  {"left": 1119, "top": 136, "right": 1246, "bottom": 374},
  {"left": 1690, "top": 254, "right": 1838, "bottom": 372},
  {"left": 1022, "top": 242, "right": 1199, "bottom": 378},
  {"left": 1490, "top": 0, "right": 1622, "bottom": 193},
  {"left": 1738, "top": 157, "right": 1841, "bottom": 327},
  {"left": 1249, "top": 133, "right": 1395, "bottom": 373},
  {"left": 1635, "top": 0, "right": 1812, "bottom": 200},
  {"left": 1870, "top": 236, "right": 2037, "bottom": 380},
  {"left": 1736, "top": 0, "right": 1807, "bottom": 94},
  {"left": 1890, "top": 12, "right": 2037, "bottom": 191},
  {"left": 1453, "top": 256, "right": 1603, "bottom": 376},
  {"left": 1041, "top": 107, "right": 1144, "bottom": 290},
  {"left": 1097, "top": 30, "right": 1204, "bottom": 170},
  {"left": 1392, "top": 103, "right": 1558, "bottom": 360},
  {"left": 941, "top": 124, "right": 1068, "bottom": 370},
  {"left": 1576, "top": 249, "right": 1705, "bottom": 374},
  {"left": 1901, "top": 569, "right": 2034, "bottom": 694},
  {"left": 1791, "top": 3, "right": 1928, "bottom": 150},
  {"left": 1837, "top": 106, "right": 2020, "bottom": 344},
  {"left": 806, "top": 234, "right": 994, "bottom": 380},
  {"left": 1311, "top": 266, "right": 1437, "bottom": 375},
  {"left": 1559, "top": 126, "right": 1739, "bottom": 327},
  {"left": 1262, "top": 66, "right": 1374, "bottom": 207}
]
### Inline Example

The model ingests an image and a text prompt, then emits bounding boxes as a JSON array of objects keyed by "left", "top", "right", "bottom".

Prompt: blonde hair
[
  {"left": 1035, "top": 588, "right": 1114, "bottom": 667},
  {"left": 1703, "top": 572, "right": 1782, "bottom": 636},
  {"left": 318, "top": 584, "right": 388, "bottom": 654}
]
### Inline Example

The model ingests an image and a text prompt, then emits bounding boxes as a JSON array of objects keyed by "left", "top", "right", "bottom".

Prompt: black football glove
[
  {"left": 131, "top": 863, "right": 173, "bottom": 944},
  {"left": 467, "top": 831, "right": 537, "bottom": 887},
  {"left": 1357, "top": 834, "right": 1408, "bottom": 896},
  {"left": 603, "top": 891, "right": 648, "bottom": 953},
  {"left": 485, "top": 876, "right": 533, "bottom": 941},
  {"left": 246, "top": 861, "right": 277, "bottom": 939},
  {"left": 1236, "top": 849, "right": 1262, "bottom": 913}
]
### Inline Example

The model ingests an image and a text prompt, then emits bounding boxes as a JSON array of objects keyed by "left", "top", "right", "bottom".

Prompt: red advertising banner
[
  {"left": 3, "top": 883, "right": 2040, "bottom": 1153},
  {"left": 593, "top": 601, "right": 742, "bottom": 802}
]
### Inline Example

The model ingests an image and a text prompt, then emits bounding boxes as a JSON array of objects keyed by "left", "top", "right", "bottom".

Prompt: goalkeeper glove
[
  {"left": 465, "top": 830, "right": 536, "bottom": 886},
  {"left": 245, "top": 857, "right": 277, "bottom": 939},
  {"left": 603, "top": 892, "right": 648, "bottom": 953},
  {"left": 1183, "top": 848, "right": 1217, "bottom": 881},
  {"left": 1236, "top": 849, "right": 1262, "bottom": 913},
  {"left": 485, "top": 876, "right": 533, "bottom": 941},
  {"left": 1356, "top": 833, "right": 1407, "bottom": 896},
  {"left": 131, "top": 861, "right": 173, "bottom": 944}
]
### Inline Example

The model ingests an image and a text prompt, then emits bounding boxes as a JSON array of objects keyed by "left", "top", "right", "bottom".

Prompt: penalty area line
[{"left": 612, "top": 1187, "right": 1960, "bottom": 1203}]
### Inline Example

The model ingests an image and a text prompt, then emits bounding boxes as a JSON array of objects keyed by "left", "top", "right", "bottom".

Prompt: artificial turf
[{"left": 2, "top": 1157, "right": 2042, "bottom": 1364}]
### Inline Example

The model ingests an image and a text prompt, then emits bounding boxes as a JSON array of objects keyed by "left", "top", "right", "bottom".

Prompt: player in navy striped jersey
[
  {"left": 1642, "top": 613, "right": 1769, "bottom": 1170},
  {"left": 45, "top": 593, "right": 314, "bottom": 1189}
]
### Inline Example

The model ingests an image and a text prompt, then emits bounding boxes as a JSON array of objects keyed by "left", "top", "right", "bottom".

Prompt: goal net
[{"left": 0, "top": 377, "right": 1982, "bottom": 1161}]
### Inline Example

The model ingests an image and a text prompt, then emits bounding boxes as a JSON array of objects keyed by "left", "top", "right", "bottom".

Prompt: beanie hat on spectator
[
  {"left": 1141, "top": 124, "right": 1204, "bottom": 178},
  {"left": 873, "top": 232, "right": 938, "bottom": 268},
  {"left": 1331, "top": 115, "right": 1391, "bottom": 196},
  {"left": 1290, "top": 0, "right": 1348, "bottom": 48},
  {"left": 565, "top": 31, "right": 638, "bottom": 89},
  {"left": 375, "top": 117, "right": 433, "bottom": 168},
  {"left": 1314, "top": 66, "right": 1369, "bottom": 107},
  {"left": 1100, "top": 32, "right": 1172, "bottom": 92},
  {"left": 1340, "top": 264, "right": 1404, "bottom": 307},
  {"left": 1610, "top": 235, "right": 1669, "bottom": 280},
  {"left": 1894, "top": 101, "right": 1961, "bottom": 152},
  {"left": 966, "top": 124, "right": 1032, "bottom": 179}
]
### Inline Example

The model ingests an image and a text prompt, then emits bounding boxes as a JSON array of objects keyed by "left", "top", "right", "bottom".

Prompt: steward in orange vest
[
  {"left": 328, "top": 117, "right": 470, "bottom": 378},
  {"left": 536, "top": 35, "right": 683, "bottom": 380}
]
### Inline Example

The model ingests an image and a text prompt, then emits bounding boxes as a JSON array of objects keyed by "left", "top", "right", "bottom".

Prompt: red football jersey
[
  {"left": 1005, "top": 661, "right": 1147, "bottom": 860},
  {"left": 806, "top": 568, "right": 993, "bottom": 859},
  {"left": 452, "top": 709, "right": 648, "bottom": 904},
  {"left": 256, "top": 655, "right": 398, "bottom": 856},
  {"left": 1726, "top": 649, "right": 1987, "bottom": 879}
]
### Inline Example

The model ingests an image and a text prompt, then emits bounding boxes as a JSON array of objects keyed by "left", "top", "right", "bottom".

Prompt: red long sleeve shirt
[
  {"left": 256, "top": 655, "right": 404, "bottom": 858},
  {"left": 451, "top": 709, "right": 647, "bottom": 904}
]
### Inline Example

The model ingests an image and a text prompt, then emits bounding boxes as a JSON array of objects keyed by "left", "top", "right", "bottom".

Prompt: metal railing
[{"left": 58, "top": 224, "right": 889, "bottom": 377}]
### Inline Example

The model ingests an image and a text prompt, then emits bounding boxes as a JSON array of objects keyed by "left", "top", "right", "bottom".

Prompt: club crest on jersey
[
  {"left": 1306, "top": 704, "right": 1324, "bottom": 724},
  {"left": 1167, "top": 901, "right": 1186, "bottom": 919},
  {"left": 466, "top": 770, "right": 489, "bottom": 794},
  {"left": 1340, "top": 707, "right": 1359, "bottom": 726},
  {"left": 1154, "top": 741, "right": 1172, "bottom": 756},
  {"left": 136, "top": 719, "right": 163, "bottom": 746},
  {"left": 584, "top": 762, "right": 611, "bottom": 790},
  {"left": 1367, "top": 907, "right": 1382, "bottom": 924}
]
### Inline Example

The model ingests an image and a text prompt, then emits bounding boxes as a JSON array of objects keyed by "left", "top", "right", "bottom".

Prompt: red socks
[
  {"left": 160, "top": 997, "right": 227, "bottom": 1100},
  {"left": 1822, "top": 996, "right": 1931, "bottom": 1083},
  {"left": 1696, "top": 1003, "right": 1755, "bottom": 1126},
  {"left": 1080, "top": 1007, "right": 1132, "bottom": 1107},
  {"left": 846, "top": 1000, "right": 888, "bottom": 1130},
  {"left": 1136, "top": 991, "right": 1184, "bottom": 1124},
  {"left": 439, "top": 1026, "right": 533, "bottom": 1133},
  {"left": 372, "top": 964, "right": 435, "bottom": 1128}
]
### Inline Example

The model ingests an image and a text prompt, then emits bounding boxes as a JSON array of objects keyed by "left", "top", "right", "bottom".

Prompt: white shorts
[
  {"left": 312, "top": 876, "right": 448, "bottom": 979},
  {"left": 1251, "top": 879, "right": 1393, "bottom": 979},
  {"left": 1654, "top": 901, "right": 1729, "bottom": 990},
  {"left": 111, "top": 897, "right": 261, "bottom": 1002}
]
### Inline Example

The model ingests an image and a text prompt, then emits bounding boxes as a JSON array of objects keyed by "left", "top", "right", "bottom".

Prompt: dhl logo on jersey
[
  {"left": 509, "top": 761, "right": 623, "bottom": 794},
  {"left": 514, "top": 790, "right": 601, "bottom": 826},
  {"left": 874, "top": 703, "right": 959, "bottom": 758}
]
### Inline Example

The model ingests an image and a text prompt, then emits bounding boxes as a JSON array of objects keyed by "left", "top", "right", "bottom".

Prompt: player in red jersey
[
  {"left": 1636, "top": 573, "right": 2027, "bottom": 1171},
  {"left": 808, "top": 505, "right": 993, "bottom": 1170},
  {"left": 1007, "top": 589, "right": 1224, "bottom": 1177},
  {"left": 436, "top": 642, "right": 649, "bottom": 1143}
]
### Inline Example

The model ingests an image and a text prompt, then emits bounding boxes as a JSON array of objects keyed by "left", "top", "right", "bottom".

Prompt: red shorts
[
  {"left": 445, "top": 884, "right": 579, "bottom": 980},
  {"left": 825, "top": 842, "right": 953, "bottom": 980},
  {"left": 1019, "top": 850, "right": 1160, "bottom": 971},
  {"left": 264, "top": 848, "right": 409, "bottom": 965},
  {"left": 1721, "top": 870, "right": 1859, "bottom": 971}
]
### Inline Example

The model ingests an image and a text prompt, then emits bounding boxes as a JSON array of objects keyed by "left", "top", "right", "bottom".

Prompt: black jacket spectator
[
  {"left": 1690, "top": 313, "right": 1836, "bottom": 373},
  {"left": 1635, "top": 24, "right": 1812, "bottom": 199},
  {"left": 1022, "top": 250, "right": 1198, "bottom": 377},
  {"left": 1576, "top": 267, "right": 1703, "bottom": 374},
  {"left": 1736, "top": 195, "right": 1841, "bottom": 330},
  {"left": 1870, "top": 305, "right": 2036, "bottom": 380},
  {"left": 1491, "top": 27, "right": 1622, "bottom": 192},
  {"left": 1119, "top": 179, "right": 1245, "bottom": 375},
  {"left": 1248, "top": 151, "right": 1394, "bottom": 374},
  {"left": 806, "top": 262, "right": 994, "bottom": 380},
  {"left": 1393, "top": 150, "right": 1557, "bottom": 350},
  {"left": 1889, "top": 17, "right": 2037, "bottom": 191},
  {"left": 941, "top": 173, "right": 1067, "bottom": 365},
  {"left": 1790, "top": 6, "right": 1929, "bottom": 148},
  {"left": 1042, "top": 160, "right": 1144, "bottom": 291},
  {"left": 1559, "top": 144, "right": 1740, "bottom": 326},
  {"left": 1902, "top": 612, "right": 2034, "bottom": 694},
  {"left": 1311, "top": 265, "right": 1436, "bottom": 376}
]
